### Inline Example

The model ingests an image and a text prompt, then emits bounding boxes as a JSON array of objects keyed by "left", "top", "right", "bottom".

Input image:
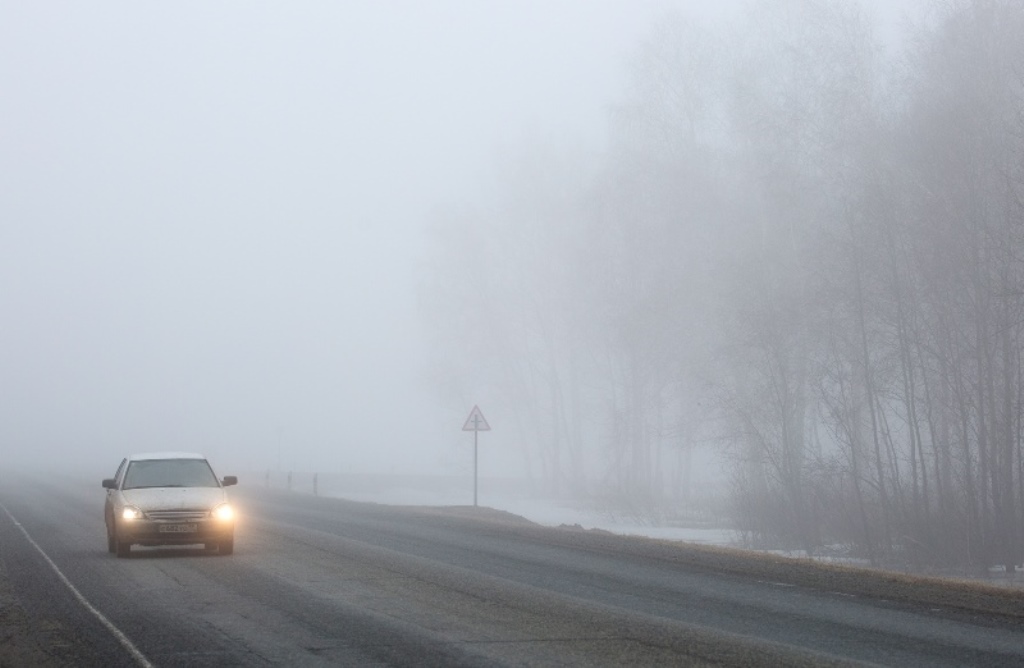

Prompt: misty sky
[{"left": 0, "top": 1, "right": 924, "bottom": 477}]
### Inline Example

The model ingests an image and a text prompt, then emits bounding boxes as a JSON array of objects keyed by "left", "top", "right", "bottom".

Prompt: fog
[
  {"left": 1, "top": 1, "right": 690, "bottom": 475},
  {"left": 9, "top": 0, "right": 1021, "bottom": 574}
]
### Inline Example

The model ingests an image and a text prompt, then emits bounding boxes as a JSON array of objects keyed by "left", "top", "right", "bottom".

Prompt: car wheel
[
  {"left": 219, "top": 538, "right": 234, "bottom": 556},
  {"left": 105, "top": 514, "right": 116, "bottom": 553},
  {"left": 115, "top": 536, "right": 131, "bottom": 558}
]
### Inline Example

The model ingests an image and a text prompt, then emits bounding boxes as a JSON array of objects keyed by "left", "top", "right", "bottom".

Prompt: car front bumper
[{"left": 116, "top": 518, "right": 234, "bottom": 546}]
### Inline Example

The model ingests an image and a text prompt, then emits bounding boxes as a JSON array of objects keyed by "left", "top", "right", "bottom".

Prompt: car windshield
[{"left": 123, "top": 459, "right": 219, "bottom": 489}]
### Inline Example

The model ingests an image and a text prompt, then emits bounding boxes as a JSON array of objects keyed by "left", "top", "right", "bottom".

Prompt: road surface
[{"left": 1, "top": 472, "right": 1022, "bottom": 666}]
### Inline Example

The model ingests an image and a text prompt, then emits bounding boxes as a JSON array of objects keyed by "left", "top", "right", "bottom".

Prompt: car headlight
[
  {"left": 122, "top": 506, "right": 143, "bottom": 521},
  {"left": 212, "top": 503, "right": 234, "bottom": 521}
]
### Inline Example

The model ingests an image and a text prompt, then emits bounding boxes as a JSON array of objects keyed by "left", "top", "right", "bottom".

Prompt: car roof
[{"left": 128, "top": 452, "right": 207, "bottom": 461}]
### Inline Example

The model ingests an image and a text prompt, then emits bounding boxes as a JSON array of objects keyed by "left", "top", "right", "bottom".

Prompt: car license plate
[{"left": 159, "top": 524, "right": 198, "bottom": 533}]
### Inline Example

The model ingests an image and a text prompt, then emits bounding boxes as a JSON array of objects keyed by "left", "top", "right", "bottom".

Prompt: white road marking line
[{"left": 0, "top": 502, "right": 154, "bottom": 668}]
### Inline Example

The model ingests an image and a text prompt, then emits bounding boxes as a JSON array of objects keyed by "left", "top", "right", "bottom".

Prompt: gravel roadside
[{"left": 0, "top": 565, "right": 64, "bottom": 667}]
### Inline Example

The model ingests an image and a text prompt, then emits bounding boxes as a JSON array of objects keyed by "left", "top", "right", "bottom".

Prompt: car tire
[
  {"left": 115, "top": 537, "right": 131, "bottom": 558},
  {"left": 107, "top": 532, "right": 116, "bottom": 554},
  {"left": 219, "top": 538, "right": 234, "bottom": 556}
]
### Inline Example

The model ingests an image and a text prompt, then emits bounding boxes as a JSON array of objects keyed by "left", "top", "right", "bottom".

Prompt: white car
[{"left": 103, "top": 452, "right": 237, "bottom": 558}]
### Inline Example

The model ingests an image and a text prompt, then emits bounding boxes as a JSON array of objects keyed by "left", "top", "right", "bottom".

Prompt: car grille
[{"left": 146, "top": 509, "right": 208, "bottom": 521}]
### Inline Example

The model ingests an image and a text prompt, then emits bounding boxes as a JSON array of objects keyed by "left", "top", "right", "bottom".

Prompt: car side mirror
[
  {"left": 102, "top": 479, "right": 117, "bottom": 490},
  {"left": 222, "top": 476, "right": 238, "bottom": 487}
]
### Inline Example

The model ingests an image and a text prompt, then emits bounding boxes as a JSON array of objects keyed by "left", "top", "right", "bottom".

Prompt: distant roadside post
[{"left": 462, "top": 405, "right": 491, "bottom": 507}]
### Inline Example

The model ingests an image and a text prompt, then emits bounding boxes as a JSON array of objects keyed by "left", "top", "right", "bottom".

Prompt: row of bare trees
[{"left": 421, "top": 0, "right": 1024, "bottom": 572}]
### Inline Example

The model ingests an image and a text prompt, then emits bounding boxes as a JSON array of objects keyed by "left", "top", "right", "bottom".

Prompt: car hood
[{"left": 122, "top": 487, "right": 226, "bottom": 511}]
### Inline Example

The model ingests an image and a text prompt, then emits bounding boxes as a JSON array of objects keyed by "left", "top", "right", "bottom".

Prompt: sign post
[{"left": 462, "top": 405, "right": 491, "bottom": 506}]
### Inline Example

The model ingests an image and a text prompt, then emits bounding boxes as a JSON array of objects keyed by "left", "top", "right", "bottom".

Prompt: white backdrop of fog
[{"left": 0, "top": 1, "right": 924, "bottom": 478}]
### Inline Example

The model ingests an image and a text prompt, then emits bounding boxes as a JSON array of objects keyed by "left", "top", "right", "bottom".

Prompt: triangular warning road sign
[{"left": 462, "top": 405, "right": 491, "bottom": 431}]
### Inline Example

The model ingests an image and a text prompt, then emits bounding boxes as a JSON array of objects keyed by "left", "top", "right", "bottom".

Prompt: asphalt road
[{"left": 1, "top": 473, "right": 1023, "bottom": 667}]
